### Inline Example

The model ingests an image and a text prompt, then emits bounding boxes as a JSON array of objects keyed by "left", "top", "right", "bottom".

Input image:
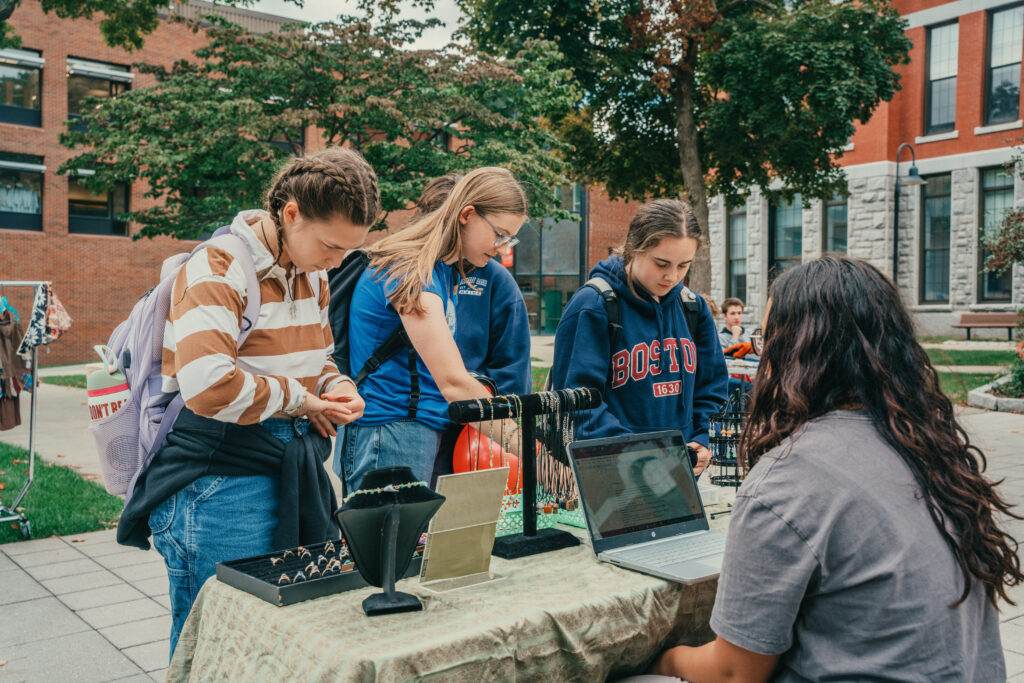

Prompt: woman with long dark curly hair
[{"left": 650, "top": 256, "right": 1021, "bottom": 682}]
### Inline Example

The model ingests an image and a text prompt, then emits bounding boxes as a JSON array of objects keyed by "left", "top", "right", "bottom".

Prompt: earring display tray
[{"left": 216, "top": 538, "right": 425, "bottom": 607}]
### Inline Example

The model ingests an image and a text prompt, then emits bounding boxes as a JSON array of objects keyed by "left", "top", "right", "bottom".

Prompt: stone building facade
[{"left": 708, "top": 0, "right": 1024, "bottom": 336}]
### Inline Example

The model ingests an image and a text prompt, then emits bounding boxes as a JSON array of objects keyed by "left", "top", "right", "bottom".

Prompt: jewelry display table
[{"left": 166, "top": 528, "right": 718, "bottom": 682}]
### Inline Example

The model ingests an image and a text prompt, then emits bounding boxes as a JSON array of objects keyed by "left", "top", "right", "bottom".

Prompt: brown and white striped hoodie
[{"left": 161, "top": 209, "right": 346, "bottom": 424}]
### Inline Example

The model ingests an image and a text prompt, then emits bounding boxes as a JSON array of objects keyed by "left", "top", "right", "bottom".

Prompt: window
[
  {"left": 979, "top": 166, "right": 1014, "bottom": 301},
  {"left": 268, "top": 127, "right": 305, "bottom": 156},
  {"left": 824, "top": 195, "right": 848, "bottom": 253},
  {"left": 68, "top": 173, "right": 129, "bottom": 236},
  {"left": 769, "top": 194, "right": 802, "bottom": 280},
  {"left": 920, "top": 174, "right": 951, "bottom": 302},
  {"left": 986, "top": 6, "right": 1023, "bottom": 124},
  {"left": 0, "top": 152, "right": 44, "bottom": 231},
  {"left": 511, "top": 187, "right": 585, "bottom": 334},
  {"left": 67, "top": 58, "right": 131, "bottom": 122},
  {"left": 726, "top": 208, "right": 747, "bottom": 299},
  {"left": 925, "top": 23, "right": 958, "bottom": 134},
  {"left": 556, "top": 184, "right": 583, "bottom": 214},
  {"left": 0, "top": 49, "right": 43, "bottom": 127}
]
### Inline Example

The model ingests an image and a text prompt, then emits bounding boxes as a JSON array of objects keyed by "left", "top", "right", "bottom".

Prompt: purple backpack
[{"left": 90, "top": 227, "right": 261, "bottom": 503}]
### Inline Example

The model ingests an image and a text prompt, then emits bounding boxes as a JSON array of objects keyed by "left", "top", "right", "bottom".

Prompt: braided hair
[{"left": 264, "top": 147, "right": 381, "bottom": 266}]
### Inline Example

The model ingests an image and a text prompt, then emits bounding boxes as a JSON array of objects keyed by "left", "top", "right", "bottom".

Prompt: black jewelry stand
[
  {"left": 334, "top": 467, "right": 445, "bottom": 616},
  {"left": 448, "top": 388, "right": 602, "bottom": 560}
]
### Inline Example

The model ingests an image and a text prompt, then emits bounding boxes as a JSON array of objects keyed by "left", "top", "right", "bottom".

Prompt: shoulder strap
[
  {"left": 678, "top": 286, "right": 703, "bottom": 340},
  {"left": 353, "top": 327, "right": 410, "bottom": 386},
  {"left": 585, "top": 276, "right": 622, "bottom": 349},
  {"left": 201, "top": 231, "right": 262, "bottom": 347}
]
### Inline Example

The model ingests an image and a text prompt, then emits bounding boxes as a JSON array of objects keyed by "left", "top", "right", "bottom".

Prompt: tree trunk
[{"left": 673, "top": 56, "right": 712, "bottom": 297}]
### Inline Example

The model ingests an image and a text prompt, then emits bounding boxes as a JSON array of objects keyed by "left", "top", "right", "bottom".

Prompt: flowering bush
[
  {"left": 997, "top": 341, "right": 1024, "bottom": 398},
  {"left": 983, "top": 208, "right": 1024, "bottom": 275}
]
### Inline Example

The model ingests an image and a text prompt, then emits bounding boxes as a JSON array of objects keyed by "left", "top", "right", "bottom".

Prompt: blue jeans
[
  {"left": 338, "top": 420, "right": 441, "bottom": 492},
  {"left": 150, "top": 417, "right": 306, "bottom": 659}
]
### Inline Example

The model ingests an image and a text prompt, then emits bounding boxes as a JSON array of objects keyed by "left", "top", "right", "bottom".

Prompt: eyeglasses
[
  {"left": 750, "top": 328, "right": 764, "bottom": 355},
  {"left": 479, "top": 213, "right": 520, "bottom": 249}
]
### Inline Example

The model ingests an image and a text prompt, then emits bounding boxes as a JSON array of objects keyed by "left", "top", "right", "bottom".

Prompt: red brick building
[{"left": 0, "top": 1, "right": 298, "bottom": 364}]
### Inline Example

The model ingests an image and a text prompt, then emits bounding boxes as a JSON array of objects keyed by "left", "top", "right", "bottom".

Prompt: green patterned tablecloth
[{"left": 167, "top": 534, "right": 718, "bottom": 682}]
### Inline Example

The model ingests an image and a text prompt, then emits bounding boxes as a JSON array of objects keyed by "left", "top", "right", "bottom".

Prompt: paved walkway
[{"left": 1, "top": 349, "right": 1022, "bottom": 681}]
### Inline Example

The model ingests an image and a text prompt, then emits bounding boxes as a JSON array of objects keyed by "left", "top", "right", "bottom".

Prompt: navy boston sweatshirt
[{"left": 550, "top": 256, "right": 728, "bottom": 446}]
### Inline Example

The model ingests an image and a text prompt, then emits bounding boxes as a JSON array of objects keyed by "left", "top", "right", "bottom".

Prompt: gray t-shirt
[{"left": 710, "top": 411, "right": 1004, "bottom": 682}]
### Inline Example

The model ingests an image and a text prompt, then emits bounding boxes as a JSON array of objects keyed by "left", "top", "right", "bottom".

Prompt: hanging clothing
[
  {"left": 45, "top": 283, "right": 72, "bottom": 343},
  {"left": 16, "top": 284, "right": 49, "bottom": 358},
  {"left": 0, "top": 312, "right": 30, "bottom": 430}
]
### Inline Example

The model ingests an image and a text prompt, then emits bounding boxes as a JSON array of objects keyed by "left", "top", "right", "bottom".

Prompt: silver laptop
[{"left": 567, "top": 430, "right": 726, "bottom": 584}]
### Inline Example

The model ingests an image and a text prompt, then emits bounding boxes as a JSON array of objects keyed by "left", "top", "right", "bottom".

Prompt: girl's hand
[
  {"left": 688, "top": 442, "right": 711, "bottom": 476},
  {"left": 299, "top": 383, "right": 364, "bottom": 438},
  {"left": 321, "top": 380, "right": 365, "bottom": 420}
]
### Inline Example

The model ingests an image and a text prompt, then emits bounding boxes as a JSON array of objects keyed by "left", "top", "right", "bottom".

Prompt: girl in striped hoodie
[{"left": 136, "top": 148, "right": 380, "bottom": 656}]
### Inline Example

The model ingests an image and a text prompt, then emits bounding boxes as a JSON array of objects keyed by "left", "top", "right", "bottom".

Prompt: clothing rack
[{"left": 0, "top": 280, "right": 48, "bottom": 539}]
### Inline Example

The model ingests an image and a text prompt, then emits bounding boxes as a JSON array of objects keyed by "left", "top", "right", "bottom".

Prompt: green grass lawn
[
  {"left": 937, "top": 372, "right": 1002, "bottom": 406},
  {"left": 532, "top": 366, "right": 549, "bottom": 392},
  {"left": 925, "top": 349, "right": 1016, "bottom": 366},
  {"left": 0, "top": 442, "right": 123, "bottom": 544},
  {"left": 42, "top": 374, "right": 88, "bottom": 389}
]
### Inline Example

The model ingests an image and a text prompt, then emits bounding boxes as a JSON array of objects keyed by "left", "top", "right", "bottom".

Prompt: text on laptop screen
[{"left": 574, "top": 437, "right": 705, "bottom": 539}]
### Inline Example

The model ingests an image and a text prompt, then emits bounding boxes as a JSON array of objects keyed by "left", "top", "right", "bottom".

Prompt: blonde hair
[{"left": 369, "top": 167, "right": 527, "bottom": 314}]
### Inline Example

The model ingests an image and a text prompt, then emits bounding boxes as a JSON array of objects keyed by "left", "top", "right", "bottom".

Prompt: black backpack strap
[
  {"left": 585, "top": 276, "right": 621, "bottom": 349},
  {"left": 353, "top": 327, "right": 410, "bottom": 386},
  {"left": 407, "top": 346, "right": 420, "bottom": 418},
  {"left": 351, "top": 325, "right": 421, "bottom": 418},
  {"left": 678, "top": 286, "right": 703, "bottom": 338}
]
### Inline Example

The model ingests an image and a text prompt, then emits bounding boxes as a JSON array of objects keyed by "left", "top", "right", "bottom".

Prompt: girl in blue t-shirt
[{"left": 341, "top": 167, "right": 528, "bottom": 491}]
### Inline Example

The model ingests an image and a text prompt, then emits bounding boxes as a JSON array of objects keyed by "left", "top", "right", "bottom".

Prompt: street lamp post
[{"left": 893, "top": 143, "right": 927, "bottom": 283}]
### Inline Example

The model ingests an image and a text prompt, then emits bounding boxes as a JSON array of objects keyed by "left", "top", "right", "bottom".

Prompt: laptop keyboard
[{"left": 615, "top": 534, "right": 726, "bottom": 567}]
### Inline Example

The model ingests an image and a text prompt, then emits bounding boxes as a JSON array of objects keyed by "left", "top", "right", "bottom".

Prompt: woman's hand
[
  {"left": 688, "top": 442, "right": 711, "bottom": 476},
  {"left": 300, "top": 381, "right": 365, "bottom": 438}
]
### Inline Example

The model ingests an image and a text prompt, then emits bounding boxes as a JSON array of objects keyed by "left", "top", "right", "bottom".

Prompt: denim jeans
[
  {"left": 149, "top": 417, "right": 306, "bottom": 659},
  {"left": 339, "top": 420, "right": 441, "bottom": 492}
]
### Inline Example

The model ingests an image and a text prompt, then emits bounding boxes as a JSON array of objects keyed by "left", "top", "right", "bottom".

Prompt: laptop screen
[{"left": 571, "top": 433, "right": 705, "bottom": 540}]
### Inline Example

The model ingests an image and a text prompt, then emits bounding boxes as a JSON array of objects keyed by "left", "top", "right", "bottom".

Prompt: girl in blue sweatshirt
[{"left": 550, "top": 199, "right": 728, "bottom": 475}]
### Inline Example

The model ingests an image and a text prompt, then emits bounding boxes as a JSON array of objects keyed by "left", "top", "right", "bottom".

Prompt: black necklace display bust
[{"left": 334, "top": 466, "right": 445, "bottom": 616}]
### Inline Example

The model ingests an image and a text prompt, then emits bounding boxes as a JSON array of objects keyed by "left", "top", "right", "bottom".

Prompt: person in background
[
  {"left": 649, "top": 256, "right": 1021, "bottom": 682},
  {"left": 411, "top": 175, "right": 532, "bottom": 484},
  {"left": 704, "top": 295, "right": 721, "bottom": 321},
  {"left": 340, "top": 167, "right": 529, "bottom": 491},
  {"left": 550, "top": 198, "right": 728, "bottom": 476},
  {"left": 717, "top": 297, "right": 750, "bottom": 351}
]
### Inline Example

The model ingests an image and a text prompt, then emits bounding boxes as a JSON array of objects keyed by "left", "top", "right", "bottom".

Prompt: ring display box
[{"left": 216, "top": 538, "right": 425, "bottom": 607}]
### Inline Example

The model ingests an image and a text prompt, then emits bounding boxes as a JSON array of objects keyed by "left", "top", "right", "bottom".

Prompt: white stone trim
[
  {"left": 0, "top": 49, "right": 44, "bottom": 68},
  {"left": 904, "top": 0, "right": 1017, "bottom": 28},
  {"left": 66, "top": 58, "right": 133, "bottom": 83},
  {"left": 842, "top": 142, "right": 855, "bottom": 152},
  {"left": 911, "top": 304, "right": 954, "bottom": 311},
  {"left": 0, "top": 160, "right": 45, "bottom": 173},
  {"left": 841, "top": 148, "right": 1016, "bottom": 179},
  {"left": 974, "top": 120, "right": 1023, "bottom": 135},
  {"left": 915, "top": 130, "right": 960, "bottom": 144},
  {"left": 968, "top": 302, "right": 1019, "bottom": 310}
]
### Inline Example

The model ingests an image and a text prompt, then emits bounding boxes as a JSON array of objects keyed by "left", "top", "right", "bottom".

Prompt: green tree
[
  {"left": 59, "top": 16, "right": 578, "bottom": 239},
  {"left": 457, "top": 0, "right": 912, "bottom": 290}
]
